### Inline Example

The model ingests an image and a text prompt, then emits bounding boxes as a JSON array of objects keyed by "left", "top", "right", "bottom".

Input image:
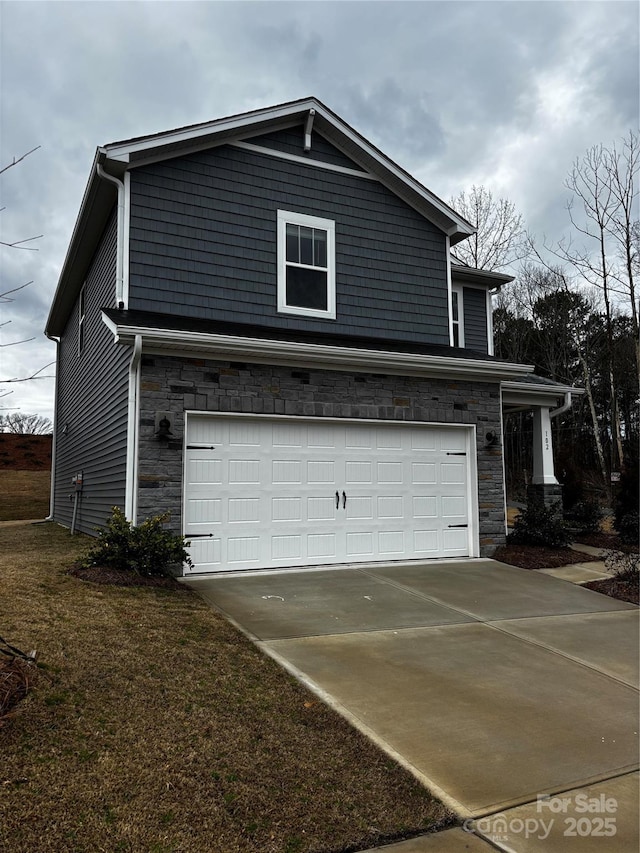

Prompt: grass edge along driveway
[{"left": 0, "top": 522, "right": 452, "bottom": 853}]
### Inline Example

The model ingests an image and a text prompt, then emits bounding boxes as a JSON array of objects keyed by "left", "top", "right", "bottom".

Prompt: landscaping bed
[
  {"left": 0, "top": 522, "right": 453, "bottom": 853},
  {"left": 582, "top": 576, "right": 638, "bottom": 606},
  {"left": 493, "top": 544, "right": 599, "bottom": 570}
]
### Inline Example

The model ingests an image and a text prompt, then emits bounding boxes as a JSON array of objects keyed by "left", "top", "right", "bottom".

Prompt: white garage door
[{"left": 183, "top": 415, "right": 474, "bottom": 573}]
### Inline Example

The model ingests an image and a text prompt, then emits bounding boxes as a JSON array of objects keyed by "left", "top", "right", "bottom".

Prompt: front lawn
[{"left": 0, "top": 523, "right": 452, "bottom": 853}]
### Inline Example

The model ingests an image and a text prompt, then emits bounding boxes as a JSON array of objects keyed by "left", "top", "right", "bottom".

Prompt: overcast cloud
[{"left": 0, "top": 0, "right": 638, "bottom": 420}]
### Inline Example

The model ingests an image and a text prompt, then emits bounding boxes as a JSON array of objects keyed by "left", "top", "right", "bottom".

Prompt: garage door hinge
[
  {"left": 446, "top": 452, "right": 466, "bottom": 456},
  {"left": 448, "top": 524, "right": 468, "bottom": 528}
]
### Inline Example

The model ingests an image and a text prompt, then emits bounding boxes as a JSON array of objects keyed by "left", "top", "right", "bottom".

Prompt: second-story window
[
  {"left": 277, "top": 210, "right": 336, "bottom": 319},
  {"left": 78, "top": 286, "right": 86, "bottom": 354},
  {"left": 452, "top": 287, "right": 464, "bottom": 347}
]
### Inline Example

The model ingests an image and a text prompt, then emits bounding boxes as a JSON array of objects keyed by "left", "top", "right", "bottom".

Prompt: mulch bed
[
  {"left": 493, "top": 544, "right": 600, "bottom": 570},
  {"left": 582, "top": 577, "right": 639, "bottom": 606},
  {"left": 69, "top": 563, "right": 188, "bottom": 590}
]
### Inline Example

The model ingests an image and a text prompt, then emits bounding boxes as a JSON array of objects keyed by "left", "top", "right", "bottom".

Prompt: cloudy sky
[{"left": 0, "top": 0, "right": 638, "bottom": 421}]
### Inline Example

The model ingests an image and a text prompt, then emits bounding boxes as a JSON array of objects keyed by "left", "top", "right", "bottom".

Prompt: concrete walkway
[{"left": 185, "top": 558, "right": 639, "bottom": 852}]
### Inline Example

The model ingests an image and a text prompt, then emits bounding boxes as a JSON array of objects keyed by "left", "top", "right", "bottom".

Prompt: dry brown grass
[
  {"left": 0, "top": 522, "right": 452, "bottom": 853},
  {"left": 0, "top": 470, "right": 50, "bottom": 521}
]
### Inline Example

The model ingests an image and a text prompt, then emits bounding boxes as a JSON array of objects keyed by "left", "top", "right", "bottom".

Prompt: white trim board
[
  {"left": 231, "top": 141, "right": 378, "bottom": 180},
  {"left": 102, "top": 314, "right": 534, "bottom": 382}
]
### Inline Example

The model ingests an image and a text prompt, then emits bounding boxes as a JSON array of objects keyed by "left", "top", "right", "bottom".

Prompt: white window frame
[
  {"left": 78, "top": 285, "right": 86, "bottom": 354},
  {"left": 451, "top": 284, "right": 464, "bottom": 348},
  {"left": 277, "top": 210, "right": 336, "bottom": 319}
]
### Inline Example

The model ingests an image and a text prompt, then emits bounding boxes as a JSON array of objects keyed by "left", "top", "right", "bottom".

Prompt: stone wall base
[{"left": 527, "top": 483, "right": 563, "bottom": 518}]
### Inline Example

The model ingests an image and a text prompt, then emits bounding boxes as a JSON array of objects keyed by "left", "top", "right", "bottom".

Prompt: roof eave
[
  {"left": 103, "top": 96, "right": 475, "bottom": 243},
  {"left": 102, "top": 314, "right": 534, "bottom": 382},
  {"left": 45, "top": 149, "right": 116, "bottom": 338}
]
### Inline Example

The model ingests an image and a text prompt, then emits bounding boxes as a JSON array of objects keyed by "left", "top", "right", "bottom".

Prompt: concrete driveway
[{"left": 185, "top": 559, "right": 639, "bottom": 848}]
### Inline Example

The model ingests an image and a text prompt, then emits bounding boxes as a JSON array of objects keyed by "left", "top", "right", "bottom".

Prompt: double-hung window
[{"left": 277, "top": 210, "right": 335, "bottom": 319}]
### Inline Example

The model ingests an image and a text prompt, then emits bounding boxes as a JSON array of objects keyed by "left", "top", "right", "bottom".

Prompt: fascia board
[
  {"left": 501, "top": 380, "right": 583, "bottom": 396},
  {"left": 45, "top": 150, "right": 107, "bottom": 337},
  {"left": 104, "top": 100, "right": 318, "bottom": 162},
  {"left": 101, "top": 315, "right": 533, "bottom": 381}
]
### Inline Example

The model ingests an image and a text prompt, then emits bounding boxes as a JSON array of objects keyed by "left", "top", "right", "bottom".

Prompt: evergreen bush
[
  {"left": 508, "top": 501, "right": 570, "bottom": 548},
  {"left": 81, "top": 507, "right": 192, "bottom": 576}
]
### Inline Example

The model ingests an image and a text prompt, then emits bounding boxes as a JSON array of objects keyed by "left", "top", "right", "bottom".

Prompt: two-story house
[{"left": 45, "top": 98, "right": 575, "bottom": 574}]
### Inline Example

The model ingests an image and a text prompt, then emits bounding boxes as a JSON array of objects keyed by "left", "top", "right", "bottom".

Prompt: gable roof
[{"left": 46, "top": 97, "right": 475, "bottom": 337}]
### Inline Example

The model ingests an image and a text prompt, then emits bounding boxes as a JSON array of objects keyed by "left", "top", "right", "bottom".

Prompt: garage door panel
[
  {"left": 346, "top": 531, "right": 375, "bottom": 557},
  {"left": 411, "top": 430, "right": 437, "bottom": 451},
  {"left": 189, "top": 537, "right": 222, "bottom": 569},
  {"left": 413, "top": 495, "right": 437, "bottom": 518},
  {"left": 307, "top": 496, "right": 336, "bottom": 521},
  {"left": 345, "top": 461, "right": 373, "bottom": 483},
  {"left": 443, "top": 528, "right": 469, "bottom": 552},
  {"left": 414, "top": 529, "right": 439, "bottom": 553},
  {"left": 442, "top": 495, "right": 467, "bottom": 518},
  {"left": 377, "top": 461, "right": 403, "bottom": 484},
  {"left": 272, "top": 459, "right": 302, "bottom": 484},
  {"left": 228, "top": 422, "right": 262, "bottom": 446},
  {"left": 184, "top": 417, "right": 473, "bottom": 572},
  {"left": 378, "top": 495, "right": 403, "bottom": 518},
  {"left": 345, "top": 495, "right": 373, "bottom": 520},
  {"left": 307, "top": 460, "right": 335, "bottom": 483},
  {"left": 308, "top": 533, "right": 337, "bottom": 558},
  {"left": 188, "top": 457, "right": 223, "bottom": 485},
  {"left": 440, "top": 429, "right": 467, "bottom": 452},
  {"left": 345, "top": 427, "right": 374, "bottom": 449},
  {"left": 187, "top": 498, "right": 222, "bottom": 525},
  {"left": 441, "top": 462, "right": 466, "bottom": 484},
  {"left": 271, "top": 535, "right": 302, "bottom": 561},
  {"left": 228, "top": 498, "right": 260, "bottom": 523},
  {"left": 412, "top": 462, "right": 436, "bottom": 484},
  {"left": 272, "top": 422, "right": 304, "bottom": 447},
  {"left": 376, "top": 429, "right": 403, "bottom": 450},
  {"left": 229, "top": 459, "right": 260, "bottom": 484},
  {"left": 378, "top": 531, "right": 404, "bottom": 554},
  {"left": 272, "top": 497, "right": 303, "bottom": 522},
  {"left": 307, "top": 425, "right": 336, "bottom": 448},
  {"left": 227, "top": 536, "right": 260, "bottom": 563}
]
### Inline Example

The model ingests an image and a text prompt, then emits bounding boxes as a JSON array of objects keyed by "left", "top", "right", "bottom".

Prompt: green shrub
[
  {"left": 616, "top": 511, "right": 639, "bottom": 546},
  {"left": 508, "top": 501, "right": 570, "bottom": 548},
  {"left": 81, "top": 507, "right": 192, "bottom": 576},
  {"left": 564, "top": 499, "right": 602, "bottom": 535},
  {"left": 604, "top": 550, "right": 639, "bottom": 595}
]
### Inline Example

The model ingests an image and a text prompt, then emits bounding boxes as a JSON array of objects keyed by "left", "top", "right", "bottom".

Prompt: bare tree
[
  {"left": 1, "top": 146, "right": 53, "bottom": 403},
  {"left": 449, "top": 185, "right": 527, "bottom": 271},
  {"left": 605, "top": 131, "right": 639, "bottom": 377},
  {"left": 540, "top": 136, "right": 640, "bottom": 471},
  {"left": 0, "top": 412, "right": 52, "bottom": 434}
]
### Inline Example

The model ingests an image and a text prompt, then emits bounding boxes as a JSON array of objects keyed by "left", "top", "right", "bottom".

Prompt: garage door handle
[
  {"left": 336, "top": 491, "right": 340, "bottom": 509},
  {"left": 342, "top": 491, "right": 347, "bottom": 509},
  {"left": 448, "top": 524, "right": 468, "bottom": 528}
]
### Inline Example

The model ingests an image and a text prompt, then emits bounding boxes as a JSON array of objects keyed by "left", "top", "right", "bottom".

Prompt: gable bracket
[{"left": 304, "top": 108, "right": 316, "bottom": 151}]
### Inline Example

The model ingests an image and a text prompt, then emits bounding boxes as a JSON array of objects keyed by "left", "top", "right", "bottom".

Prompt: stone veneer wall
[{"left": 137, "top": 355, "right": 507, "bottom": 557}]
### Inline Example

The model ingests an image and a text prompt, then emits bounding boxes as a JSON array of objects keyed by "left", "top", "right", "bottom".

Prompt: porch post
[{"left": 528, "top": 406, "right": 563, "bottom": 513}]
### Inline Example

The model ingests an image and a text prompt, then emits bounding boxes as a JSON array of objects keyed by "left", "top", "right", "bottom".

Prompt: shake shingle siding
[
  {"left": 53, "top": 211, "right": 129, "bottom": 534},
  {"left": 462, "top": 287, "right": 489, "bottom": 353},
  {"left": 128, "top": 143, "right": 449, "bottom": 344}
]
